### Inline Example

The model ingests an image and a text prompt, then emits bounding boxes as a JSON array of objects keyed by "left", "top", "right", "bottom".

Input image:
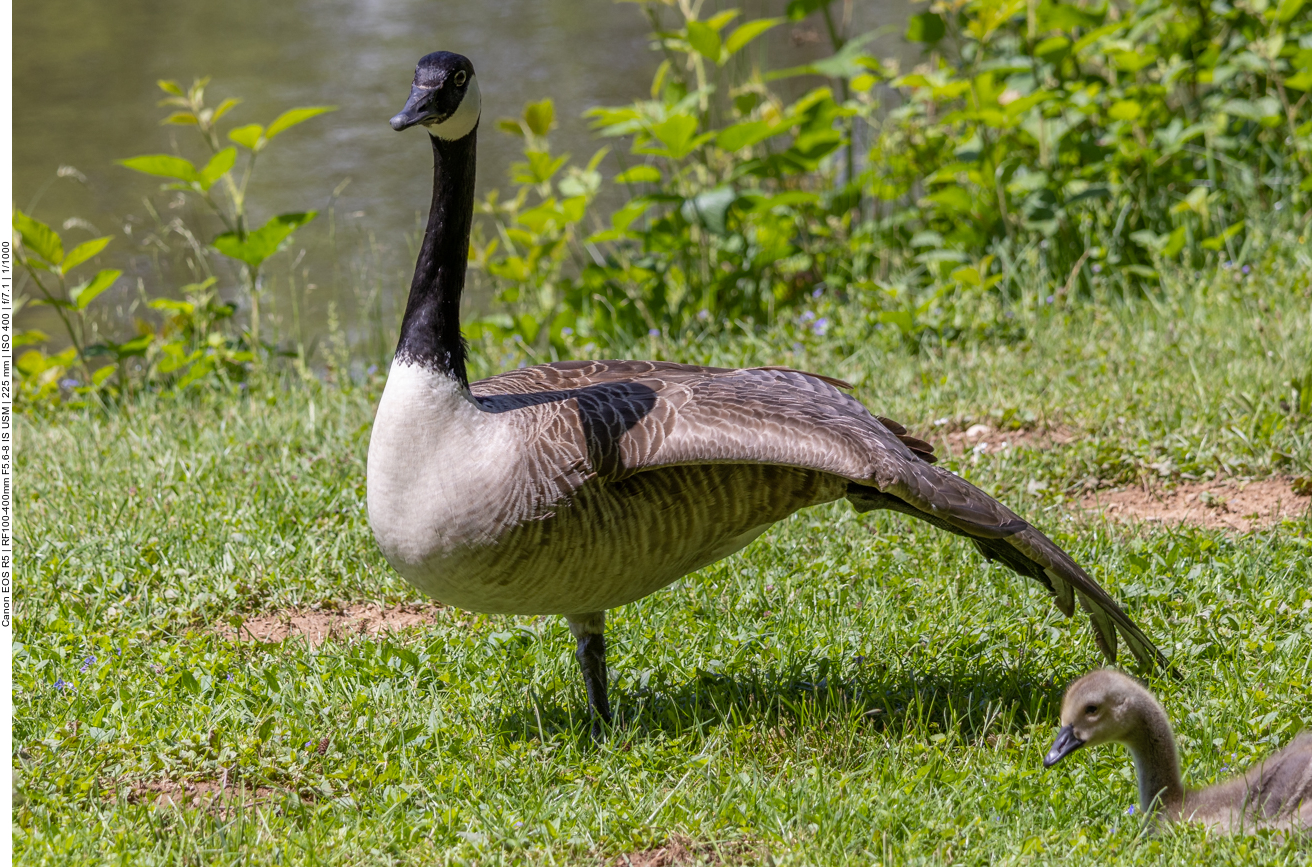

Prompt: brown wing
[{"left": 471, "top": 359, "right": 1168, "bottom": 673}]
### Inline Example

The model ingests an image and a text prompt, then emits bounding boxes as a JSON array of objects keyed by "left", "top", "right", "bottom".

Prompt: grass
[{"left": 13, "top": 255, "right": 1312, "bottom": 865}]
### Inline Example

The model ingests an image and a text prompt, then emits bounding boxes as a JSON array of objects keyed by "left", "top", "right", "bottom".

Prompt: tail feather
[{"left": 848, "top": 468, "right": 1174, "bottom": 675}]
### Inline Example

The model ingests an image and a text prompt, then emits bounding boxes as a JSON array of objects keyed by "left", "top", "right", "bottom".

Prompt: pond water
[{"left": 15, "top": 0, "right": 911, "bottom": 357}]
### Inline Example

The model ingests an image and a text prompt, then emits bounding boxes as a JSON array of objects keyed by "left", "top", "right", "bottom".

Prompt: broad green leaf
[
  {"left": 1036, "top": 0, "right": 1103, "bottom": 32},
  {"left": 906, "top": 12, "right": 945, "bottom": 43},
  {"left": 1287, "top": 70, "right": 1312, "bottom": 90},
  {"left": 211, "top": 97, "right": 242, "bottom": 123},
  {"left": 199, "top": 147, "right": 237, "bottom": 190},
  {"left": 14, "top": 330, "right": 50, "bottom": 348},
  {"left": 162, "top": 112, "right": 198, "bottom": 126},
  {"left": 524, "top": 99, "right": 555, "bottom": 137},
  {"left": 926, "top": 187, "right": 973, "bottom": 214},
  {"left": 497, "top": 118, "right": 526, "bottom": 137},
  {"left": 61, "top": 236, "right": 112, "bottom": 273},
  {"left": 716, "top": 120, "right": 781, "bottom": 151},
  {"left": 680, "top": 186, "right": 737, "bottom": 235},
  {"left": 686, "top": 21, "right": 723, "bottom": 61},
  {"left": 264, "top": 106, "right": 336, "bottom": 139},
  {"left": 92, "top": 364, "right": 118, "bottom": 386},
  {"left": 1276, "top": 0, "right": 1306, "bottom": 22},
  {"left": 705, "top": 10, "right": 740, "bottom": 31},
  {"left": 17, "top": 349, "right": 50, "bottom": 376},
  {"left": 157, "top": 79, "right": 184, "bottom": 96},
  {"left": 512, "top": 151, "right": 569, "bottom": 186},
  {"left": 649, "top": 114, "right": 701, "bottom": 159},
  {"left": 1034, "top": 35, "right": 1071, "bottom": 59},
  {"left": 116, "top": 335, "right": 153, "bottom": 356},
  {"left": 149, "top": 298, "right": 196, "bottom": 315},
  {"left": 229, "top": 123, "right": 264, "bottom": 150},
  {"left": 13, "top": 210, "right": 64, "bottom": 265},
  {"left": 1162, "top": 226, "right": 1187, "bottom": 258},
  {"left": 117, "top": 154, "right": 199, "bottom": 183},
  {"left": 72, "top": 269, "right": 122, "bottom": 309},
  {"left": 1108, "top": 100, "right": 1142, "bottom": 121},
  {"left": 615, "top": 165, "right": 662, "bottom": 183},
  {"left": 724, "top": 18, "right": 783, "bottom": 58},
  {"left": 610, "top": 198, "right": 654, "bottom": 231},
  {"left": 212, "top": 211, "right": 317, "bottom": 269}
]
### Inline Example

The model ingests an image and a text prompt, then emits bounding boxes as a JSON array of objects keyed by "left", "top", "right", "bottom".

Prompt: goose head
[
  {"left": 1044, "top": 669, "right": 1151, "bottom": 767},
  {"left": 390, "top": 51, "right": 481, "bottom": 140}
]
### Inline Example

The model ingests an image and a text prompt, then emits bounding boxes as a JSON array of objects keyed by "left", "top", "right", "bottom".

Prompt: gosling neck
[
  {"left": 395, "top": 127, "right": 478, "bottom": 388},
  {"left": 1124, "top": 700, "right": 1185, "bottom": 817}
]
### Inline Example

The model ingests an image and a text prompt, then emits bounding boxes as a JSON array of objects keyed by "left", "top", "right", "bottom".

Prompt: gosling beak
[
  {"left": 390, "top": 85, "right": 433, "bottom": 131},
  {"left": 1043, "top": 724, "right": 1085, "bottom": 768}
]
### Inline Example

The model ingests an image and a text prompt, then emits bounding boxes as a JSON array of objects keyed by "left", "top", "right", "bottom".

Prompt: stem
[
  {"left": 248, "top": 266, "right": 261, "bottom": 351},
  {"left": 25, "top": 265, "right": 92, "bottom": 380}
]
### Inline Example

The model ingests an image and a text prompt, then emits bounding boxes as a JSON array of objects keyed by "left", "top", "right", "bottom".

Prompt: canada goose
[
  {"left": 367, "top": 51, "right": 1171, "bottom": 735},
  {"left": 1044, "top": 669, "right": 1312, "bottom": 833}
]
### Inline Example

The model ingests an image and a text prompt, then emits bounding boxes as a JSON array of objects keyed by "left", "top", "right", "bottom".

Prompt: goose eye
[
  {"left": 454, "top": 71, "right": 467, "bottom": 87},
  {"left": 1084, "top": 704, "right": 1098, "bottom": 715}
]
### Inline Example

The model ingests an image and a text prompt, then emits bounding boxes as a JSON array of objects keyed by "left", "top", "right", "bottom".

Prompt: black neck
[{"left": 395, "top": 126, "right": 478, "bottom": 387}]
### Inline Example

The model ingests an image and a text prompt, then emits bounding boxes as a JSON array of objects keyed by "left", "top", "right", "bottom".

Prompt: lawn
[{"left": 13, "top": 260, "right": 1312, "bottom": 865}]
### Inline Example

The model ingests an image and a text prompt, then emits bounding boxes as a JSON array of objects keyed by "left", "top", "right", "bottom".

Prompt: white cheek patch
[{"left": 427, "top": 74, "right": 481, "bottom": 141}]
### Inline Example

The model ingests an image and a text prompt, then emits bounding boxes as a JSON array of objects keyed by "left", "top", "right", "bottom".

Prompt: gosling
[{"left": 1044, "top": 669, "right": 1312, "bottom": 834}]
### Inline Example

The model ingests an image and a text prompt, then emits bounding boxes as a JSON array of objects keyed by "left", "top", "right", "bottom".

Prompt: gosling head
[
  {"left": 390, "top": 51, "right": 481, "bottom": 140},
  {"left": 1044, "top": 669, "right": 1154, "bottom": 768}
]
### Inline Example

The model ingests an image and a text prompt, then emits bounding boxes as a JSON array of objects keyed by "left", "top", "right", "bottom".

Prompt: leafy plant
[
  {"left": 474, "top": 0, "right": 1312, "bottom": 354},
  {"left": 11, "top": 209, "right": 121, "bottom": 391},
  {"left": 118, "top": 77, "right": 334, "bottom": 347}
]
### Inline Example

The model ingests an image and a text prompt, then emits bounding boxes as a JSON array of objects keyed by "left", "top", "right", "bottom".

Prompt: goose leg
[{"left": 566, "top": 613, "right": 611, "bottom": 738}]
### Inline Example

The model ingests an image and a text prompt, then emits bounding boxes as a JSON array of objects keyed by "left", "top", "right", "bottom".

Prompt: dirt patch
[
  {"left": 937, "top": 423, "right": 1079, "bottom": 458},
  {"left": 613, "top": 837, "right": 756, "bottom": 867},
  {"left": 1082, "top": 478, "right": 1311, "bottom": 531},
  {"left": 122, "top": 776, "right": 282, "bottom": 812},
  {"left": 231, "top": 601, "right": 446, "bottom": 646}
]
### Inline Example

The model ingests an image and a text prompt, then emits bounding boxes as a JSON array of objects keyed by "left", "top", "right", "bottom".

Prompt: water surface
[{"left": 15, "top": 0, "right": 911, "bottom": 355}]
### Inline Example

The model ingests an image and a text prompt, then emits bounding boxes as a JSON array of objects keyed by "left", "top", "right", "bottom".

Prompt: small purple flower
[
  {"left": 305, "top": 740, "right": 314, "bottom": 748},
  {"left": 1091, "top": 264, "right": 1102, "bottom": 274},
  {"left": 1241, "top": 265, "right": 1250, "bottom": 274},
  {"left": 79, "top": 656, "right": 96, "bottom": 673},
  {"left": 1046, "top": 295, "right": 1055, "bottom": 304},
  {"left": 813, "top": 317, "right": 829, "bottom": 336},
  {"left": 560, "top": 327, "right": 573, "bottom": 336},
  {"left": 54, "top": 678, "right": 69, "bottom": 691},
  {"left": 1126, "top": 805, "right": 1136, "bottom": 815},
  {"left": 648, "top": 328, "right": 659, "bottom": 337},
  {"left": 800, "top": 310, "right": 815, "bottom": 322},
  {"left": 812, "top": 287, "right": 823, "bottom": 299},
  {"left": 367, "top": 364, "right": 378, "bottom": 375},
  {"left": 60, "top": 378, "right": 79, "bottom": 389},
  {"left": 513, "top": 820, "right": 524, "bottom": 829}
]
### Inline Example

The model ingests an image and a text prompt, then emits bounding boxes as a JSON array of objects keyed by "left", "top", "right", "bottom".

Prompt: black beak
[
  {"left": 390, "top": 85, "right": 432, "bottom": 131},
  {"left": 1043, "top": 724, "right": 1085, "bottom": 768}
]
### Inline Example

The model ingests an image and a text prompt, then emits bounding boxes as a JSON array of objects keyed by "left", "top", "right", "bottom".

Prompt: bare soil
[
  {"left": 1081, "top": 477, "right": 1311, "bottom": 532},
  {"left": 612, "top": 836, "right": 755, "bottom": 866},
  {"left": 936, "top": 423, "right": 1079, "bottom": 458},
  {"left": 123, "top": 777, "right": 282, "bottom": 813},
  {"left": 232, "top": 601, "right": 446, "bottom": 646}
]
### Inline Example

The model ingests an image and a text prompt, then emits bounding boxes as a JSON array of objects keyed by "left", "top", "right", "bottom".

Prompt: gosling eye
[
  {"left": 1084, "top": 703, "right": 1099, "bottom": 715},
  {"left": 454, "top": 70, "right": 467, "bottom": 87}
]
